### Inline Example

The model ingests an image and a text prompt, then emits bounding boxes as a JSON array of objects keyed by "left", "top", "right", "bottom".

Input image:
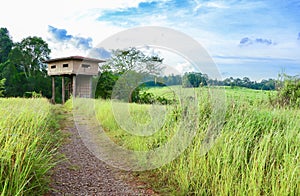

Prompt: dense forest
[
  {"left": 0, "top": 27, "right": 54, "bottom": 98},
  {"left": 0, "top": 27, "right": 278, "bottom": 102}
]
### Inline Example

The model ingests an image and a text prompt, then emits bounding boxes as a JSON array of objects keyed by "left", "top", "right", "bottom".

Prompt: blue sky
[{"left": 0, "top": 0, "right": 299, "bottom": 80}]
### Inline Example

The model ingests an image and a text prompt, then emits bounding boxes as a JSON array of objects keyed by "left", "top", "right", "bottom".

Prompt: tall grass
[
  {"left": 159, "top": 101, "right": 299, "bottom": 195},
  {"left": 0, "top": 98, "right": 61, "bottom": 195},
  {"left": 94, "top": 87, "right": 299, "bottom": 195}
]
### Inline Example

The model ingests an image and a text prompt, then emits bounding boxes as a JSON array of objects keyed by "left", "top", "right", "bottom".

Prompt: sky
[{"left": 0, "top": 0, "right": 300, "bottom": 80}]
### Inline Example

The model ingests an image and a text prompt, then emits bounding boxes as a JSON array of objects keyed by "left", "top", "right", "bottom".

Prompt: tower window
[
  {"left": 51, "top": 65, "right": 56, "bottom": 69},
  {"left": 82, "top": 64, "right": 90, "bottom": 68},
  {"left": 63, "top": 64, "right": 69, "bottom": 68}
]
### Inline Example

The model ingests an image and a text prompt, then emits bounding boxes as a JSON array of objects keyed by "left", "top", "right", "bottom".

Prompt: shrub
[
  {"left": 270, "top": 75, "right": 300, "bottom": 107},
  {"left": 0, "top": 78, "right": 5, "bottom": 97},
  {"left": 131, "top": 86, "right": 174, "bottom": 105}
]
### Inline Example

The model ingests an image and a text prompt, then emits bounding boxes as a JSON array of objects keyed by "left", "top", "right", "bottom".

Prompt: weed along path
[{"left": 47, "top": 108, "right": 156, "bottom": 195}]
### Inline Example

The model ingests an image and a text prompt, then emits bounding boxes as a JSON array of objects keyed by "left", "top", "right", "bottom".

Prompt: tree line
[
  {"left": 0, "top": 26, "right": 283, "bottom": 103},
  {"left": 208, "top": 77, "right": 276, "bottom": 90},
  {"left": 0, "top": 27, "right": 55, "bottom": 98},
  {"left": 151, "top": 73, "right": 276, "bottom": 90}
]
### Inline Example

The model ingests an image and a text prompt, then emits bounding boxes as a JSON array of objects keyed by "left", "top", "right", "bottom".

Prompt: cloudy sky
[{"left": 1, "top": 0, "right": 299, "bottom": 80}]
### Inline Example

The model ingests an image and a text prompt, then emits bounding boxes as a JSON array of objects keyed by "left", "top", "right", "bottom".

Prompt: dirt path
[{"left": 47, "top": 113, "right": 156, "bottom": 195}]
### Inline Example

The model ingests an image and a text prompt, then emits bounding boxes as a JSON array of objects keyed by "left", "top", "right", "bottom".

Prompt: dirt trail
[{"left": 47, "top": 113, "right": 156, "bottom": 196}]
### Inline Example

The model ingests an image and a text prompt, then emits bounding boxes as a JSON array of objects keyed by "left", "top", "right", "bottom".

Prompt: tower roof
[{"left": 45, "top": 56, "right": 105, "bottom": 63}]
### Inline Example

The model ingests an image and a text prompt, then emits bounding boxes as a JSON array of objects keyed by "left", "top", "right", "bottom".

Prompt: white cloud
[
  {"left": 0, "top": 0, "right": 155, "bottom": 57},
  {"left": 193, "top": 0, "right": 229, "bottom": 12},
  {"left": 206, "top": 2, "right": 229, "bottom": 9},
  {"left": 0, "top": 0, "right": 152, "bottom": 42},
  {"left": 1, "top": 0, "right": 299, "bottom": 79}
]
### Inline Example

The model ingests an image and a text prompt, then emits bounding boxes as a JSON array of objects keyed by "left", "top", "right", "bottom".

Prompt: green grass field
[
  {"left": 94, "top": 86, "right": 299, "bottom": 195},
  {"left": 1, "top": 86, "right": 298, "bottom": 195},
  {"left": 0, "top": 98, "right": 62, "bottom": 195},
  {"left": 145, "top": 85, "right": 273, "bottom": 104}
]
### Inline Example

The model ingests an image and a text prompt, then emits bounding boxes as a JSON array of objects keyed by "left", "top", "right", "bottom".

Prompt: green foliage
[
  {"left": 95, "top": 87, "right": 299, "bottom": 195},
  {"left": 0, "top": 98, "right": 62, "bottom": 195},
  {"left": 270, "top": 75, "right": 300, "bottom": 107},
  {"left": 161, "top": 74, "right": 182, "bottom": 86},
  {"left": 0, "top": 28, "right": 13, "bottom": 64},
  {"left": 182, "top": 72, "right": 208, "bottom": 88},
  {"left": 15, "top": 36, "right": 50, "bottom": 77},
  {"left": 95, "top": 71, "right": 118, "bottom": 99},
  {"left": 210, "top": 77, "right": 276, "bottom": 90},
  {"left": 0, "top": 78, "right": 5, "bottom": 97},
  {"left": 0, "top": 28, "right": 52, "bottom": 98},
  {"left": 131, "top": 84, "right": 175, "bottom": 104},
  {"left": 102, "top": 47, "right": 163, "bottom": 75},
  {"left": 109, "top": 70, "right": 143, "bottom": 102},
  {"left": 97, "top": 48, "right": 164, "bottom": 99},
  {"left": 8, "top": 36, "right": 50, "bottom": 79},
  {"left": 135, "top": 91, "right": 156, "bottom": 103},
  {"left": 24, "top": 91, "right": 42, "bottom": 98}
]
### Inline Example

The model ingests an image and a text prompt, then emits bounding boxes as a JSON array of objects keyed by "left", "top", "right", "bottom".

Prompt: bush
[
  {"left": 131, "top": 86, "right": 174, "bottom": 105},
  {"left": 0, "top": 78, "right": 5, "bottom": 97},
  {"left": 24, "top": 91, "right": 42, "bottom": 98},
  {"left": 95, "top": 71, "right": 118, "bottom": 99},
  {"left": 270, "top": 76, "right": 300, "bottom": 107}
]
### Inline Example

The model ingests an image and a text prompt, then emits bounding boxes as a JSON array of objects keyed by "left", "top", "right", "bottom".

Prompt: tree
[
  {"left": 0, "top": 28, "right": 13, "bottom": 64},
  {"left": 164, "top": 74, "right": 182, "bottom": 86},
  {"left": 260, "top": 79, "right": 276, "bottom": 90},
  {"left": 0, "top": 34, "right": 51, "bottom": 97},
  {"left": 102, "top": 47, "right": 163, "bottom": 75},
  {"left": 97, "top": 48, "right": 164, "bottom": 100},
  {"left": 242, "top": 77, "right": 251, "bottom": 87},
  {"left": 223, "top": 78, "right": 231, "bottom": 86},
  {"left": 0, "top": 60, "right": 24, "bottom": 96},
  {"left": 15, "top": 36, "right": 50, "bottom": 78},
  {"left": 95, "top": 71, "right": 118, "bottom": 99},
  {"left": 182, "top": 72, "right": 208, "bottom": 88},
  {"left": 217, "top": 76, "right": 276, "bottom": 90}
]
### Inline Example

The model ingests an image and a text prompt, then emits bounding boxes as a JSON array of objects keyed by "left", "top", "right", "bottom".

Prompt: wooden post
[
  {"left": 68, "top": 80, "right": 71, "bottom": 99},
  {"left": 62, "top": 76, "right": 65, "bottom": 104},
  {"left": 52, "top": 76, "right": 55, "bottom": 104},
  {"left": 69, "top": 76, "right": 73, "bottom": 97},
  {"left": 72, "top": 75, "right": 76, "bottom": 98},
  {"left": 89, "top": 76, "right": 92, "bottom": 98}
]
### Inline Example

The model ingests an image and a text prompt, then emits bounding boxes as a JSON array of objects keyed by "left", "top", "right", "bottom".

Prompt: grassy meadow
[
  {"left": 0, "top": 98, "right": 62, "bottom": 195},
  {"left": 94, "top": 86, "right": 299, "bottom": 195},
  {"left": 2, "top": 86, "right": 298, "bottom": 195}
]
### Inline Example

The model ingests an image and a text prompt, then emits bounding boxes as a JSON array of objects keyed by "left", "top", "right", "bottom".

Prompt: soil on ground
[{"left": 47, "top": 112, "right": 157, "bottom": 196}]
